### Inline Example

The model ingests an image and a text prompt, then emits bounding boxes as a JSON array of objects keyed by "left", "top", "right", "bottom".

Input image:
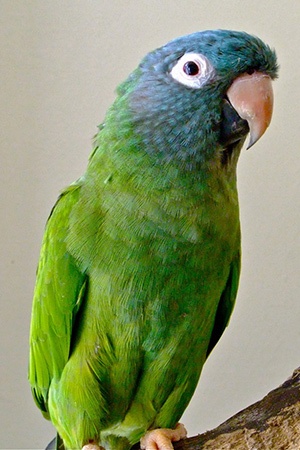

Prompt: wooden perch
[
  {"left": 163, "top": 367, "right": 300, "bottom": 450},
  {"left": 46, "top": 367, "right": 300, "bottom": 450}
]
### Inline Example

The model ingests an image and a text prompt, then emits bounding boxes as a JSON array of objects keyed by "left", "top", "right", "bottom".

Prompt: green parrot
[{"left": 29, "top": 30, "right": 278, "bottom": 450}]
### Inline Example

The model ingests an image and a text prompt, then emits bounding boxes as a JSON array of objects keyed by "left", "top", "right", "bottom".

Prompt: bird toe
[
  {"left": 82, "top": 442, "right": 104, "bottom": 450},
  {"left": 140, "top": 423, "right": 187, "bottom": 450}
]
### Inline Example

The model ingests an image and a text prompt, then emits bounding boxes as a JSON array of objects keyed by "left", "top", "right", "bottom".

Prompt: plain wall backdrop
[{"left": 1, "top": 1, "right": 299, "bottom": 449}]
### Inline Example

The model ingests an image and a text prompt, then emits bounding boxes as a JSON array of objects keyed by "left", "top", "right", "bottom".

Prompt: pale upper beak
[{"left": 226, "top": 71, "right": 274, "bottom": 149}]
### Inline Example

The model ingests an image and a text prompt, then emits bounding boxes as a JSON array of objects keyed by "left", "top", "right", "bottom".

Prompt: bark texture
[{"left": 165, "top": 367, "right": 300, "bottom": 450}]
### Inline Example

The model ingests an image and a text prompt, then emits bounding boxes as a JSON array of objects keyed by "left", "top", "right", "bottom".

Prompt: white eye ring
[{"left": 170, "top": 53, "right": 215, "bottom": 89}]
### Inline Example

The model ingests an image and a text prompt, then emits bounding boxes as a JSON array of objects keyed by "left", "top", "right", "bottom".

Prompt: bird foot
[
  {"left": 82, "top": 442, "right": 104, "bottom": 450},
  {"left": 140, "top": 423, "right": 187, "bottom": 450}
]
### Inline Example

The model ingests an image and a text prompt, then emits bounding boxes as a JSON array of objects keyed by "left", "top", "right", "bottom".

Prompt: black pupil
[{"left": 183, "top": 61, "right": 200, "bottom": 76}]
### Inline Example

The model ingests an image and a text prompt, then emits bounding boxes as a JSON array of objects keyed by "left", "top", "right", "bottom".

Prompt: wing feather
[
  {"left": 206, "top": 253, "right": 240, "bottom": 357},
  {"left": 29, "top": 183, "right": 86, "bottom": 416}
]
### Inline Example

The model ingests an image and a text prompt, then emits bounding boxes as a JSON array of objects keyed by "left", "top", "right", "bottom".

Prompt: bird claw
[
  {"left": 140, "top": 423, "right": 187, "bottom": 450},
  {"left": 82, "top": 443, "right": 104, "bottom": 450}
]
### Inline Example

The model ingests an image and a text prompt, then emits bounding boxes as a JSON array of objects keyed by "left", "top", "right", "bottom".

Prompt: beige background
[{"left": 1, "top": 1, "right": 299, "bottom": 449}]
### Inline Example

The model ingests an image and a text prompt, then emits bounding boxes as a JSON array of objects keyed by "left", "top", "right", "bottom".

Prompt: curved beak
[{"left": 226, "top": 72, "right": 274, "bottom": 149}]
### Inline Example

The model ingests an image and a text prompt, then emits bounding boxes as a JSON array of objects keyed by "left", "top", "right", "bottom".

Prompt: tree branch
[{"left": 166, "top": 367, "right": 300, "bottom": 450}]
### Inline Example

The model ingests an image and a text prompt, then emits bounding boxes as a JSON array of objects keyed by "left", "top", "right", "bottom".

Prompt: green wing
[
  {"left": 206, "top": 253, "right": 241, "bottom": 357},
  {"left": 29, "top": 183, "right": 87, "bottom": 418}
]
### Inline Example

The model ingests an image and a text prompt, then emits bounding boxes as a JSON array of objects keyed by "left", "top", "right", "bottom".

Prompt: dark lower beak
[{"left": 220, "top": 98, "right": 249, "bottom": 147}]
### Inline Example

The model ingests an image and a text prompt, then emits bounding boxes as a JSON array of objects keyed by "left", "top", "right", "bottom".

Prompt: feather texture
[{"left": 29, "top": 29, "right": 278, "bottom": 450}]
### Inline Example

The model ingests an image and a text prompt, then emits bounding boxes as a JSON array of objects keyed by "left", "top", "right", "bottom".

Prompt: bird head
[
  {"left": 109, "top": 30, "right": 278, "bottom": 171},
  {"left": 101, "top": 30, "right": 278, "bottom": 174}
]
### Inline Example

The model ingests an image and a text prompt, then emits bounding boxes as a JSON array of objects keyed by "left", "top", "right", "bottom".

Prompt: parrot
[{"left": 29, "top": 29, "right": 278, "bottom": 450}]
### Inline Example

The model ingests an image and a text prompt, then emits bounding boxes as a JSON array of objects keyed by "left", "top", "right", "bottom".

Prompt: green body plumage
[{"left": 29, "top": 30, "right": 278, "bottom": 450}]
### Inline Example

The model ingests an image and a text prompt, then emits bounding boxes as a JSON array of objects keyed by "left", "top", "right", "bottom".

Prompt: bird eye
[
  {"left": 183, "top": 61, "right": 200, "bottom": 76},
  {"left": 170, "top": 53, "right": 215, "bottom": 89}
]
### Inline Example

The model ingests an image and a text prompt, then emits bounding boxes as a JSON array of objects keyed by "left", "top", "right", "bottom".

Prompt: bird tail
[{"left": 45, "top": 433, "right": 65, "bottom": 450}]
